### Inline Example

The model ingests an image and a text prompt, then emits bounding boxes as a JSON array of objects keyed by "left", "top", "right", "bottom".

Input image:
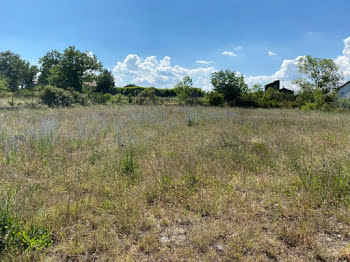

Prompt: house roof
[{"left": 337, "top": 80, "right": 350, "bottom": 90}]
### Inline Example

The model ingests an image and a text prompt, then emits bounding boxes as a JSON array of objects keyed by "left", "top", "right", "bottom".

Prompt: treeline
[{"left": 0, "top": 46, "right": 348, "bottom": 110}]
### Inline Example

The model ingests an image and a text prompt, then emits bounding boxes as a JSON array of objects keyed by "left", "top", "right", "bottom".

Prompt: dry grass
[{"left": 0, "top": 105, "right": 349, "bottom": 261}]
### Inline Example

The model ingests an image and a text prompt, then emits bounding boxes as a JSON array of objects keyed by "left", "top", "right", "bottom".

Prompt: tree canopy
[
  {"left": 0, "top": 51, "right": 37, "bottom": 91},
  {"left": 211, "top": 69, "right": 248, "bottom": 103},
  {"left": 296, "top": 55, "right": 343, "bottom": 92},
  {"left": 39, "top": 46, "right": 102, "bottom": 92}
]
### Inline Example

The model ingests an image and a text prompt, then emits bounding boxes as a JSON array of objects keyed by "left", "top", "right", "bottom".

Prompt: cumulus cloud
[
  {"left": 334, "top": 36, "right": 350, "bottom": 81},
  {"left": 222, "top": 51, "right": 237, "bottom": 57},
  {"left": 112, "top": 54, "right": 216, "bottom": 90},
  {"left": 268, "top": 51, "right": 277, "bottom": 57},
  {"left": 111, "top": 36, "right": 350, "bottom": 92},
  {"left": 246, "top": 56, "right": 303, "bottom": 91},
  {"left": 196, "top": 60, "right": 212, "bottom": 65}
]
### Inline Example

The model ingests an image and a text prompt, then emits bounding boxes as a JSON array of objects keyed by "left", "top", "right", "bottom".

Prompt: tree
[
  {"left": 39, "top": 46, "right": 102, "bottom": 92},
  {"left": 38, "top": 50, "right": 61, "bottom": 86},
  {"left": 0, "top": 51, "right": 28, "bottom": 91},
  {"left": 21, "top": 63, "right": 39, "bottom": 89},
  {"left": 0, "top": 75, "right": 9, "bottom": 90},
  {"left": 211, "top": 69, "right": 248, "bottom": 104},
  {"left": 174, "top": 76, "right": 204, "bottom": 104},
  {"left": 296, "top": 55, "right": 343, "bottom": 92},
  {"left": 95, "top": 69, "right": 115, "bottom": 93}
]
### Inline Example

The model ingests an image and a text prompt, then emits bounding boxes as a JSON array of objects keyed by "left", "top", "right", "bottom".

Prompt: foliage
[
  {"left": 40, "top": 86, "right": 75, "bottom": 107},
  {"left": 115, "top": 86, "right": 145, "bottom": 96},
  {"left": 0, "top": 191, "right": 52, "bottom": 256},
  {"left": 135, "top": 88, "right": 158, "bottom": 105},
  {"left": 0, "top": 51, "right": 37, "bottom": 91},
  {"left": 211, "top": 69, "right": 248, "bottom": 104},
  {"left": 206, "top": 91, "right": 224, "bottom": 106},
  {"left": 296, "top": 55, "right": 343, "bottom": 92},
  {"left": 174, "top": 76, "right": 204, "bottom": 104},
  {"left": 95, "top": 69, "right": 115, "bottom": 94},
  {"left": 90, "top": 92, "right": 112, "bottom": 104},
  {"left": 0, "top": 75, "right": 9, "bottom": 90},
  {"left": 39, "top": 46, "right": 102, "bottom": 92}
]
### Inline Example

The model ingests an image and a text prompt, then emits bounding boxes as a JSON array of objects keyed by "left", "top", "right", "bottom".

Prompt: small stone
[
  {"left": 325, "top": 237, "right": 332, "bottom": 242},
  {"left": 215, "top": 244, "right": 224, "bottom": 251},
  {"left": 337, "top": 234, "right": 342, "bottom": 238},
  {"left": 160, "top": 236, "right": 170, "bottom": 244}
]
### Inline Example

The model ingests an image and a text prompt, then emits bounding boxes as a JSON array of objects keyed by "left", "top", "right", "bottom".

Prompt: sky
[{"left": 1, "top": 0, "right": 350, "bottom": 90}]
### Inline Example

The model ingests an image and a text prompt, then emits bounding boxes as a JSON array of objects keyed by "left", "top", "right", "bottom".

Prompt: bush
[
  {"left": 336, "top": 97, "right": 350, "bottom": 109},
  {"left": 71, "top": 91, "right": 89, "bottom": 106},
  {"left": 135, "top": 88, "right": 157, "bottom": 105},
  {"left": 206, "top": 92, "right": 224, "bottom": 106},
  {"left": 40, "top": 86, "right": 75, "bottom": 107},
  {"left": 90, "top": 92, "right": 112, "bottom": 104}
]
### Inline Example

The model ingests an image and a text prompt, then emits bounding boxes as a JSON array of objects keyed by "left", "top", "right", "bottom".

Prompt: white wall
[{"left": 337, "top": 83, "right": 350, "bottom": 98}]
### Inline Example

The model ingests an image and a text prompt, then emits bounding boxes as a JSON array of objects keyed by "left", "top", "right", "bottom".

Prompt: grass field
[{"left": 0, "top": 105, "right": 349, "bottom": 261}]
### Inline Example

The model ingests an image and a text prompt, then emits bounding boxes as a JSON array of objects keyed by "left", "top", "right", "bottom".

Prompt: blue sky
[{"left": 1, "top": 0, "right": 350, "bottom": 89}]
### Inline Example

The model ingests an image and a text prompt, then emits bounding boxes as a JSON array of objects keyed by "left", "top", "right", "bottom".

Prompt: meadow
[{"left": 0, "top": 105, "right": 349, "bottom": 261}]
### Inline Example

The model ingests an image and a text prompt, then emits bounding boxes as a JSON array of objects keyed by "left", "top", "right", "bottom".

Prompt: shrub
[
  {"left": 71, "top": 91, "right": 89, "bottom": 106},
  {"left": 90, "top": 92, "right": 112, "bottom": 104},
  {"left": 336, "top": 97, "right": 350, "bottom": 109},
  {"left": 40, "top": 86, "right": 75, "bottom": 107},
  {"left": 206, "top": 92, "right": 224, "bottom": 106},
  {"left": 135, "top": 88, "right": 157, "bottom": 105}
]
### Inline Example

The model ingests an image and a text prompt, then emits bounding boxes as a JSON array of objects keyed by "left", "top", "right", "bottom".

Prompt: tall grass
[{"left": 0, "top": 106, "right": 349, "bottom": 261}]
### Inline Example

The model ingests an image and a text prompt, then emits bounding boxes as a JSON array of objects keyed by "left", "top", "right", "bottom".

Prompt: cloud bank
[
  {"left": 112, "top": 36, "right": 350, "bottom": 91},
  {"left": 112, "top": 54, "right": 215, "bottom": 90}
]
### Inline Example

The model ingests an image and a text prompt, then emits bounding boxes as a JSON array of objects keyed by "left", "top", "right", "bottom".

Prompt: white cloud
[
  {"left": 246, "top": 56, "right": 303, "bottom": 91},
  {"left": 268, "top": 51, "right": 277, "bottom": 56},
  {"left": 334, "top": 36, "right": 350, "bottom": 81},
  {"left": 112, "top": 36, "right": 350, "bottom": 92},
  {"left": 112, "top": 54, "right": 216, "bottom": 90},
  {"left": 196, "top": 60, "right": 212, "bottom": 65},
  {"left": 222, "top": 51, "right": 237, "bottom": 57},
  {"left": 234, "top": 46, "right": 243, "bottom": 51}
]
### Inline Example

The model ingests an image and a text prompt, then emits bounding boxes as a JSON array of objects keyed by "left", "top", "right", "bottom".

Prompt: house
[
  {"left": 280, "top": 87, "right": 294, "bottom": 95},
  {"left": 264, "top": 80, "right": 294, "bottom": 94},
  {"left": 337, "top": 81, "right": 350, "bottom": 99},
  {"left": 265, "top": 80, "right": 280, "bottom": 91}
]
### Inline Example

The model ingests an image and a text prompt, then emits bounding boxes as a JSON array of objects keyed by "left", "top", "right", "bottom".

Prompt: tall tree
[
  {"left": 95, "top": 69, "right": 115, "bottom": 93},
  {"left": 39, "top": 46, "right": 102, "bottom": 92},
  {"left": 211, "top": 69, "right": 247, "bottom": 103},
  {"left": 174, "top": 76, "right": 204, "bottom": 104},
  {"left": 38, "top": 50, "right": 61, "bottom": 86},
  {"left": 21, "top": 63, "right": 39, "bottom": 89},
  {"left": 296, "top": 55, "right": 343, "bottom": 92},
  {"left": 0, "top": 51, "right": 27, "bottom": 91}
]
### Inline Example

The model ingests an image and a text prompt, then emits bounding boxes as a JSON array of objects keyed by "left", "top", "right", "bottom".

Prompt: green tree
[
  {"left": 0, "top": 51, "right": 28, "bottom": 91},
  {"left": 174, "top": 76, "right": 204, "bottom": 104},
  {"left": 38, "top": 50, "right": 61, "bottom": 86},
  {"left": 0, "top": 75, "right": 9, "bottom": 90},
  {"left": 211, "top": 69, "right": 248, "bottom": 104},
  {"left": 39, "top": 46, "right": 102, "bottom": 92},
  {"left": 95, "top": 69, "right": 115, "bottom": 93},
  {"left": 296, "top": 55, "right": 343, "bottom": 92},
  {"left": 21, "top": 63, "right": 39, "bottom": 89}
]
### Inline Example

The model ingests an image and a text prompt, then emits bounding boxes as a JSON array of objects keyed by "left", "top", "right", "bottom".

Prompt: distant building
[
  {"left": 83, "top": 81, "right": 97, "bottom": 88},
  {"left": 337, "top": 81, "right": 350, "bottom": 99},
  {"left": 265, "top": 80, "right": 280, "bottom": 91},
  {"left": 264, "top": 80, "right": 294, "bottom": 94},
  {"left": 280, "top": 87, "right": 294, "bottom": 95}
]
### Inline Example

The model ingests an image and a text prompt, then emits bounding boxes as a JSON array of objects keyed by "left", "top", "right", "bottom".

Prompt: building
[
  {"left": 265, "top": 80, "right": 280, "bottom": 91},
  {"left": 337, "top": 81, "right": 350, "bottom": 99},
  {"left": 264, "top": 80, "right": 294, "bottom": 94}
]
